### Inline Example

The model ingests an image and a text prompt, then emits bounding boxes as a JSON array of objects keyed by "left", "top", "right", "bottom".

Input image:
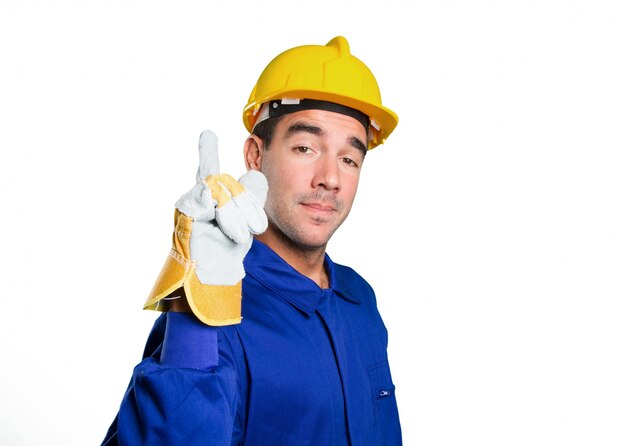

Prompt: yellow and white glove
[{"left": 144, "top": 130, "right": 268, "bottom": 326}]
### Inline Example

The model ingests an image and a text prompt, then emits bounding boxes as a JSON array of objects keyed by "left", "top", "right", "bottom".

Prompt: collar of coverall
[
  {"left": 253, "top": 98, "right": 371, "bottom": 136},
  {"left": 245, "top": 239, "right": 361, "bottom": 315}
]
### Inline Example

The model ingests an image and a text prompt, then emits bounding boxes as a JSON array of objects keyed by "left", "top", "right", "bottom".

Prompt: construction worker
[{"left": 102, "top": 36, "right": 402, "bottom": 445}]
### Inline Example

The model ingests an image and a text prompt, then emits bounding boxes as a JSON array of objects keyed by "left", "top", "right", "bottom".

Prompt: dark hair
[{"left": 251, "top": 115, "right": 285, "bottom": 149}]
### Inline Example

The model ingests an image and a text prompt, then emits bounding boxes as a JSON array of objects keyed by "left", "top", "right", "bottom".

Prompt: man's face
[{"left": 258, "top": 108, "right": 367, "bottom": 251}]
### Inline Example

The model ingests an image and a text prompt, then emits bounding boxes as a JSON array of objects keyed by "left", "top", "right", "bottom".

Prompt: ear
[{"left": 244, "top": 135, "right": 265, "bottom": 171}]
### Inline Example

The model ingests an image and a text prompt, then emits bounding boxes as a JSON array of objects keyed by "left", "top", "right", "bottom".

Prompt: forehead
[{"left": 275, "top": 108, "right": 368, "bottom": 140}]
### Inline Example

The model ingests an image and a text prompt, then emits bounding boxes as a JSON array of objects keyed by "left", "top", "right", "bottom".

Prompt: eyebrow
[
  {"left": 286, "top": 122, "right": 323, "bottom": 137},
  {"left": 287, "top": 122, "right": 367, "bottom": 158},
  {"left": 349, "top": 136, "right": 367, "bottom": 158}
]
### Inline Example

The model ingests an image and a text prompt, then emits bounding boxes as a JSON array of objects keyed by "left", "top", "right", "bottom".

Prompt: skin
[
  {"left": 244, "top": 109, "right": 367, "bottom": 288},
  {"left": 169, "top": 108, "right": 367, "bottom": 311}
]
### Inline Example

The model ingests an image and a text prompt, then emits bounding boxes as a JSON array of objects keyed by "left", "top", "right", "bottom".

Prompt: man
[{"left": 103, "top": 36, "right": 402, "bottom": 445}]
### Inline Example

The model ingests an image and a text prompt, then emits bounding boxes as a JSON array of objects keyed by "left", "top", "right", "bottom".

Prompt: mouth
[{"left": 301, "top": 202, "right": 337, "bottom": 213}]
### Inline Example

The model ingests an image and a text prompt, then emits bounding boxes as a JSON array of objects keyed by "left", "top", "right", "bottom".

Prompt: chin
[
  {"left": 292, "top": 230, "right": 335, "bottom": 251},
  {"left": 267, "top": 214, "right": 341, "bottom": 251}
]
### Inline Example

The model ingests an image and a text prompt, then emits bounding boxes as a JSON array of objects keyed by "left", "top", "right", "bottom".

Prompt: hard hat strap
[{"left": 260, "top": 99, "right": 370, "bottom": 135}]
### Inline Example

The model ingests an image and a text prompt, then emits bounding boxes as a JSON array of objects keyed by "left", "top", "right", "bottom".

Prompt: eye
[
  {"left": 341, "top": 157, "right": 359, "bottom": 168},
  {"left": 295, "top": 146, "right": 313, "bottom": 154}
]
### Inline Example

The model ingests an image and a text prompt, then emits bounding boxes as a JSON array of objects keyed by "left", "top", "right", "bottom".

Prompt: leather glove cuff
[{"left": 143, "top": 210, "right": 243, "bottom": 326}]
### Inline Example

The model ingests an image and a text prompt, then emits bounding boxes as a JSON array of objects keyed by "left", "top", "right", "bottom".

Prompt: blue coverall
[{"left": 103, "top": 239, "right": 402, "bottom": 445}]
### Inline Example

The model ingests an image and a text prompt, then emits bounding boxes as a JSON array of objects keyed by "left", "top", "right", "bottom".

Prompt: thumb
[{"left": 196, "top": 129, "right": 220, "bottom": 182}]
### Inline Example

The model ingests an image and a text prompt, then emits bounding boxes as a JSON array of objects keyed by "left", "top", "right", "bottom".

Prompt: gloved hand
[{"left": 144, "top": 130, "right": 268, "bottom": 326}]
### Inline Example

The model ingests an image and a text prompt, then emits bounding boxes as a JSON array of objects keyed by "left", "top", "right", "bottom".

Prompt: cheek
[
  {"left": 263, "top": 160, "right": 303, "bottom": 192},
  {"left": 342, "top": 172, "right": 361, "bottom": 201},
  {"left": 262, "top": 165, "right": 296, "bottom": 213}
]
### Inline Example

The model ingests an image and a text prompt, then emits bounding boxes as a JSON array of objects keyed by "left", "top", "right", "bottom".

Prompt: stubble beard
[{"left": 270, "top": 190, "right": 349, "bottom": 253}]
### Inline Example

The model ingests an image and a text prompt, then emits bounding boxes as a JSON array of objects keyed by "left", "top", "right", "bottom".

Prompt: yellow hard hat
[{"left": 243, "top": 36, "right": 398, "bottom": 150}]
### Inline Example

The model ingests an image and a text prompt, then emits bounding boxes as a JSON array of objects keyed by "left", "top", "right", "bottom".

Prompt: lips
[{"left": 301, "top": 201, "right": 336, "bottom": 212}]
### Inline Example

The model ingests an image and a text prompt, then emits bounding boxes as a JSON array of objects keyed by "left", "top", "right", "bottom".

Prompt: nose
[{"left": 312, "top": 154, "right": 340, "bottom": 191}]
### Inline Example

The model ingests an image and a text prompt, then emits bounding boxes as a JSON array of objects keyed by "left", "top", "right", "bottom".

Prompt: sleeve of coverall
[{"left": 103, "top": 313, "right": 241, "bottom": 446}]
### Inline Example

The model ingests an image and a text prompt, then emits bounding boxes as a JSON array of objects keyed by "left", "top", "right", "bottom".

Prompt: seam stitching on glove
[{"left": 169, "top": 249, "right": 192, "bottom": 269}]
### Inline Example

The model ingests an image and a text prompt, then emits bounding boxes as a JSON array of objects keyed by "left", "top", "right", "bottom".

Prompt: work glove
[{"left": 144, "top": 130, "right": 268, "bottom": 326}]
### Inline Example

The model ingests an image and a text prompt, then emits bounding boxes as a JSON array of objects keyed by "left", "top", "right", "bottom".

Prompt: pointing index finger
[{"left": 196, "top": 129, "right": 220, "bottom": 182}]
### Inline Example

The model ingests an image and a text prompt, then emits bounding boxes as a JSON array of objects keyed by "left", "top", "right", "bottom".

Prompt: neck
[{"left": 255, "top": 231, "right": 329, "bottom": 289}]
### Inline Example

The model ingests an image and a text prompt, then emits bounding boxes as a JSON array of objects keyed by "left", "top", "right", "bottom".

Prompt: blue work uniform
[{"left": 103, "top": 239, "right": 402, "bottom": 445}]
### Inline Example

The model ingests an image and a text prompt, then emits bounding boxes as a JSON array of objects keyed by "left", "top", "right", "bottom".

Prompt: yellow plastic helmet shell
[{"left": 243, "top": 36, "right": 398, "bottom": 150}]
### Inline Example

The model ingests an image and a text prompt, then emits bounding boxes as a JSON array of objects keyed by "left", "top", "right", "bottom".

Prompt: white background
[{"left": 1, "top": 1, "right": 625, "bottom": 445}]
